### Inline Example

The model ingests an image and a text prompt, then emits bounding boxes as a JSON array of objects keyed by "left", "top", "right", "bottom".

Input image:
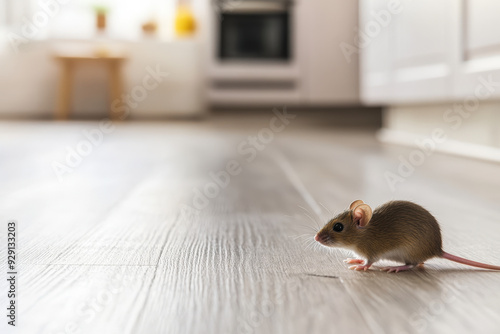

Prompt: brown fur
[{"left": 316, "top": 201, "right": 443, "bottom": 265}]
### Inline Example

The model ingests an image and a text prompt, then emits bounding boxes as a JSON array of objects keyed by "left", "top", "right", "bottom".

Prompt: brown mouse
[{"left": 314, "top": 199, "right": 500, "bottom": 272}]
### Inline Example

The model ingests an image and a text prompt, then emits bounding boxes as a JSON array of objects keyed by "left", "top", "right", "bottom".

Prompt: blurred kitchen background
[
  {"left": 1, "top": 0, "right": 500, "bottom": 157},
  {"left": 0, "top": 0, "right": 361, "bottom": 118},
  {"left": 4, "top": 2, "right": 500, "bottom": 333}
]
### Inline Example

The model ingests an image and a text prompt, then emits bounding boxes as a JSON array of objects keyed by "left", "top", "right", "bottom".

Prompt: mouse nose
[{"left": 314, "top": 234, "right": 319, "bottom": 241}]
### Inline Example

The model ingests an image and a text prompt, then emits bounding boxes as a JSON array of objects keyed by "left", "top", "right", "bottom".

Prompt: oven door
[
  {"left": 217, "top": 1, "right": 291, "bottom": 61},
  {"left": 219, "top": 12, "right": 290, "bottom": 61}
]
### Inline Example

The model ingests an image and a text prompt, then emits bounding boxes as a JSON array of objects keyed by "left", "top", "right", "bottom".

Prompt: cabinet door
[
  {"left": 389, "top": 0, "right": 458, "bottom": 103},
  {"left": 361, "top": 0, "right": 460, "bottom": 104},
  {"left": 454, "top": 0, "right": 500, "bottom": 98},
  {"left": 301, "top": 0, "right": 359, "bottom": 104}
]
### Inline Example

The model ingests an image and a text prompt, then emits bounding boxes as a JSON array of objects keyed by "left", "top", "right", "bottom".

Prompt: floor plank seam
[
  {"left": 129, "top": 213, "right": 180, "bottom": 333},
  {"left": 41, "top": 174, "right": 150, "bottom": 266},
  {"left": 339, "top": 278, "right": 386, "bottom": 334},
  {"left": 271, "top": 150, "right": 323, "bottom": 216}
]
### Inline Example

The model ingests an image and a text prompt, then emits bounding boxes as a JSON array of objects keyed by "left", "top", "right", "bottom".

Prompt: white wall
[
  {"left": 300, "top": 0, "right": 359, "bottom": 104},
  {"left": 0, "top": 41, "right": 59, "bottom": 117}
]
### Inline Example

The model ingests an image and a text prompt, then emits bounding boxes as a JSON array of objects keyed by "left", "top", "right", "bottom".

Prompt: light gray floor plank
[{"left": 0, "top": 117, "right": 499, "bottom": 334}]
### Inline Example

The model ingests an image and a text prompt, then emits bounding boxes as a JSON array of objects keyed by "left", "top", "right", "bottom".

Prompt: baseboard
[{"left": 377, "top": 128, "right": 500, "bottom": 163}]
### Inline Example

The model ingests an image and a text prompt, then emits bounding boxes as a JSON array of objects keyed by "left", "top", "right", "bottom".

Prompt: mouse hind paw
[
  {"left": 348, "top": 260, "right": 373, "bottom": 272},
  {"left": 349, "top": 265, "right": 371, "bottom": 271}
]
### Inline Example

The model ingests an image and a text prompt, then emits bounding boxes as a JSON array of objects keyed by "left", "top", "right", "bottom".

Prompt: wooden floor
[{"left": 1, "top": 114, "right": 500, "bottom": 334}]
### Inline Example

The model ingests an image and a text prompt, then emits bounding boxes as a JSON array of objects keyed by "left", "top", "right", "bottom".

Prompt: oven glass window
[{"left": 219, "top": 13, "right": 290, "bottom": 60}]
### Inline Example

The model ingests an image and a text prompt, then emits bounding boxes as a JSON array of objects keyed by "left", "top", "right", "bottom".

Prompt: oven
[{"left": 207, "top": 0, "right": 302, "bottom": 105}]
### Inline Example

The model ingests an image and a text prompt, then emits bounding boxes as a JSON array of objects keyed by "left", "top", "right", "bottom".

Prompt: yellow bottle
[{"left": 175, "top": 0, "right": 196, "bottom": 37}]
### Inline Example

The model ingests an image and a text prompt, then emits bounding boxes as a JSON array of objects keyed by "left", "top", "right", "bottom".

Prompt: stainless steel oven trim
[{"left": 218, "top": 0, "right": 291, "bottom": 13}]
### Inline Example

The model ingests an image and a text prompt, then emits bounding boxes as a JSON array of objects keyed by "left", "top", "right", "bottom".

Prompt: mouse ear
[
  {"left": 349, "top": 200, "right": 364, "bottom": 210},
  {"left": 353, "top": 204, "right": 372, "bottom": 227}
]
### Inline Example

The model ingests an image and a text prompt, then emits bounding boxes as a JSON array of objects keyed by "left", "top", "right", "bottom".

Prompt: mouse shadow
[{"left": 366, "top": 265, "right": 499, "bottom": 276}]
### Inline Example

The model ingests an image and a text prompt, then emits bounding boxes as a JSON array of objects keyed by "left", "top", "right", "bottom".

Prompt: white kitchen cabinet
[
  {"left": 389, "top": 0, "right": 458, "bottom": 103},
  {"left": 454, "top": 0, "right": 500, "bottom": 98},
  {"left": 360, "top": 0, "right": 462, "bottom": 104},
  {"left": 368, "top": 1, "right": 500, "bottom": 156}
]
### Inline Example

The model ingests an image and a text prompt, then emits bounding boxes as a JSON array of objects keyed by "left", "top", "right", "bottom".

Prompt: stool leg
[
  {"left": 56, "top": 60, "right": 72, "bottom": 120},
  {"left": 109, "top": 61, "right": 124, "bottom": 121}
]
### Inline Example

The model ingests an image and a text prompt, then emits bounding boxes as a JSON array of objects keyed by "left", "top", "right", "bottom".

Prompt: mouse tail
[{"left": 441, "top": 251, "right": 500, "bottom": 270}]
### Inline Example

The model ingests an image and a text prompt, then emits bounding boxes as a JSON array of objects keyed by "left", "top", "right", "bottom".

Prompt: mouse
[{"left": 314, "top": 199, "right": 500, "bottom": 273}]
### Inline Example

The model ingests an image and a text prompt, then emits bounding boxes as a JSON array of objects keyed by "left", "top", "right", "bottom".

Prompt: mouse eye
[{"left": 333, "top": 223, "right": 344, "bottom": 232}]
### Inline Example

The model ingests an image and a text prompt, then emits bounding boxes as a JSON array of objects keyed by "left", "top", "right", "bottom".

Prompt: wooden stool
[{"left": 54, "top": 53, "right": 127, "bottom": 120}]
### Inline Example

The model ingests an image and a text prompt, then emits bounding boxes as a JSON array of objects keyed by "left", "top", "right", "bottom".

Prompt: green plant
[{"left": 92, "top": 5, "right": 109, "bottom": 15}]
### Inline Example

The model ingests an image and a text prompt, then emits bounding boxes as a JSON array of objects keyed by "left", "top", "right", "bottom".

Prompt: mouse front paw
[{"left": 344, "top": 258, "right": 365, "bottom": 264}]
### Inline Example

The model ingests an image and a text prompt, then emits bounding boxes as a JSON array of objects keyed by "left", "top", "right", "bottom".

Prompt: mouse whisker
[
  {"left": 298, "top": 206, "right": 322, "bottom": 230},
  {"left": 306, "top": 239, "right": 321, "bottom": 252},
  {"left": 306, "top": 242, "right": 317, "bottom": 252},
  {"left": 289, "top": 234, "right": 314, "bottom": 241},
  {"left": 298, "top": 207, "right": 317, "bottom": 222},
  {"left": 294, "top": 224, "right": 319, "bottom": 233},
  {"left": 319, "top": 202, "right": 333, "bottom": 217},
  {"left": 303, "top": 239, "right": 315, "bottom": 251}
]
